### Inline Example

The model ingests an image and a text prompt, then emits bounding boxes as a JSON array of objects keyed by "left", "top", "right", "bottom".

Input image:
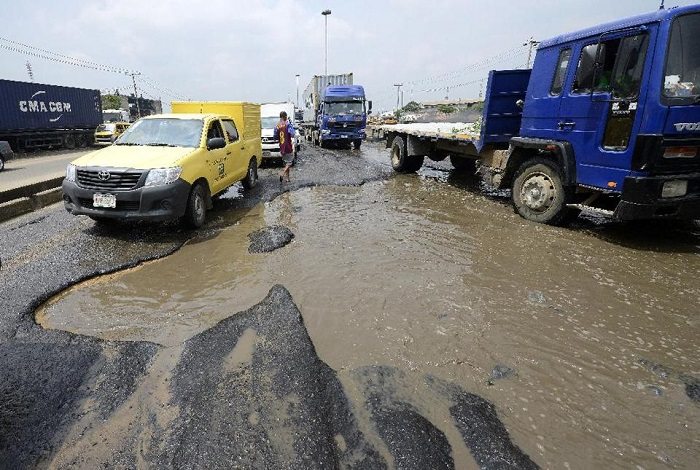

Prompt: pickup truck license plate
[
  {"left": 93, "top": 193, "right": 116, "bottom": 208},
  {"left": 341, "top": 135, "right": 348, "bottom": 138}
]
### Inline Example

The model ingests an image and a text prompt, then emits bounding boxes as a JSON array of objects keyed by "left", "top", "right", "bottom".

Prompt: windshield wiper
[{"left": 145, "top": 142, "right": 177, "bottom": 147}]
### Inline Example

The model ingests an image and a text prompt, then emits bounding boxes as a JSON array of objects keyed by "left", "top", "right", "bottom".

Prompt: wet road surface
[
  {"left": 2, "top": 142, "right": 699, "bottom": 468},
  {"left": 0, "top": 149, "right": 91, "bottom": 191}
]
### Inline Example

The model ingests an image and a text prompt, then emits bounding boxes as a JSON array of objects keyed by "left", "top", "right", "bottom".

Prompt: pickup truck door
[
  {"left": 204, "top": 119, "right": 228, "bottom": 194},
  {"left": 558, "top": 31, "right": 653, "bottom": 190},
  {"left": 222, "top": 119, "right": 246, "bottom": 184}
]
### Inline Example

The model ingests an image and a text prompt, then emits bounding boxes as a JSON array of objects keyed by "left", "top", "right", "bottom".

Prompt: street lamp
[
  {"left": 322, "top": 9, "right": 331, "bottom": 80},
  {"left": 295, "top": 74, "right": 300, "bottom": 109}
]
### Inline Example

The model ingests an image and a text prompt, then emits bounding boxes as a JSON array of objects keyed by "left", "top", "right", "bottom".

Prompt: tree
[
  {"left": 402, "top": 101, "right": 421, "bottom": 112},
  {"left": 436, "top": 104, "right": 456, "bottom": 114},
  {"left": 101, "top": 94, "right": 122, "bottom": 110}
]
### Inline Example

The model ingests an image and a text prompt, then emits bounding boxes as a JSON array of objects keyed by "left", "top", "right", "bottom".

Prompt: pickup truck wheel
[
  {"left": 450, "top": 155, "right": 476, "bottom": 172},
  {"left": 184, "top": 183, "right": 207, "bottom": 228},
  {"left": 242, "top": 158, "right": 258, "bottom": 189},
  {"left": 512, "top": 158, "right": 572, "bottom": 225},
  {"left": 390, "top": 135, "right": 423, "bottom": 172}
]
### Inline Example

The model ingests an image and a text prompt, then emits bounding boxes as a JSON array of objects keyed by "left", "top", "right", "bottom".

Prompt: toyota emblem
[{"left": 98, "top": 170, "right": 111, "bottom": 181}]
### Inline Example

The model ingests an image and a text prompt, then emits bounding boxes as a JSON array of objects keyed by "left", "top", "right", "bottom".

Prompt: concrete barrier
[
  {"left": 30, "top": 187, "right": 64, "bottom": 210},
  {"left": 0, "top": 197, "right": 33, "bottom": 222},
  {"left": 0, "top": 177, "right": 64, "bottom": 204}
]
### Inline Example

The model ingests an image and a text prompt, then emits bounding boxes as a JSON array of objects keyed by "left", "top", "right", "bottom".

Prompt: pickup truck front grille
[{"left": 77, "top": 169, "right": 143, "bottom": 191}]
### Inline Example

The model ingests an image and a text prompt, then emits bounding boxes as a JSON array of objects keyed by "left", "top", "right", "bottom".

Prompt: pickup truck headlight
[
  {"left": 144, "top": 167, "right": 182, "bottom": 187},
  {"left": 65, "top": 164, "right": 77, "bottom": 182}
]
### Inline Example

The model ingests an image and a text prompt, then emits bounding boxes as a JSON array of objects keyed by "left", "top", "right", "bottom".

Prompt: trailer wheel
[
  {"left": 450, "top": 155, "right": 476, "bottom": 172},
  {"left": 390, "top": 135, "right": 424, "bottom": 173},
  {"left": 64, "top": 134, "right": 76, "bottom": 149},
  {"left": 242, "top": 158, "right": 258, "bottom": 189},
  {"left": 183, "top": 183, "right": 207, "bottom": 228},
  {"left": 511, "top": 158, "right": 573, "bottom": 225}
]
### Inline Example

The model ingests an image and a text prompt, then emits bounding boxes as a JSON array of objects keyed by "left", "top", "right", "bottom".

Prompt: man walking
[{"left": 274, "top": 111, "right": 295, "bottom": 182}]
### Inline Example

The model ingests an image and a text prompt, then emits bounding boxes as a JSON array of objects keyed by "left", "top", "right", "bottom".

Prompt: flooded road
[{"left": 36, "top": 144, "right": 699, "bottom": 468}]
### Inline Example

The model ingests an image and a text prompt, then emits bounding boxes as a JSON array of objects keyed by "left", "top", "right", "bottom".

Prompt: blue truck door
[{"left": 558, "top": 32, "right": 653, "bottom": 190}]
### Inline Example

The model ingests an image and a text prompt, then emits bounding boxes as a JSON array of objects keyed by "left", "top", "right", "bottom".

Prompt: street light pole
[
  {"left": 130, "top": 72, "right": 142, "bottom": 118},
  {"left": 295, "top": 74, "right": 300, "bottom": 109},
  {"left": 394, "top": 83, "right": 403, "bottom": 110},
  {"left": 322, "top": 10, "right": 331, "bottom": 80}
]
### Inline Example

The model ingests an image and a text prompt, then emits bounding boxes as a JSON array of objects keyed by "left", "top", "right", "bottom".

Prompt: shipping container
[
  {"left": 302, "top": 73, "right": 353, "bottom": 122},
  {"left": 0, "top": 79, "right": 102, "bottom": 151}
]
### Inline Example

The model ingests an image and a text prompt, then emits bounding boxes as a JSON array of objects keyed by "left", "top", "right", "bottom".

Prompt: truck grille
[
  {"left": 329, "top": 122, "right": 360, "bottom": 131},
  {"left": 77, "top": 198, "right": 140, "bottom": 211},
  {"left": 76, "top": 169, "right": 143, "bottom": 191}
]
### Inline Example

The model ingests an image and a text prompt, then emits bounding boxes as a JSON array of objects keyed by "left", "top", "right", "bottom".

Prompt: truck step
[{"left": 567, "top": 204, "right": 614, "bottom": 217}]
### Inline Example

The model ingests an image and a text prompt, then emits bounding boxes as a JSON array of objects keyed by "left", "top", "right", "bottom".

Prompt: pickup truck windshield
[
  {"left": 261, "top": 117, "right": 280, "bottom": 129},
  {"left": 96, "top": 124, "right": 116, "bottom": 132},
  {"left": 325, "top": 102, "right": 364, "bottom": 115},
  {"left": 116, "top": 118, "right": 203, "bottom": 147},
  {"left": 664, "top": 12, "right": 700, "bottom": 103}
]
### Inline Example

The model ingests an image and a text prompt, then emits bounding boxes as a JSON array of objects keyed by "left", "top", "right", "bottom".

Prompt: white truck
[{"left": 260, "top": 102, "right": 301, "bottom": 162}]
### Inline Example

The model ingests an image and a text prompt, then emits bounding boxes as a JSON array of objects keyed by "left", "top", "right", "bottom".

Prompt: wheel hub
[
  {"left": 391, "top": 147, "right": 400, "bottom": 166},
  {"left": 520, "top": 174, "right": 556, "bottom": 211}
]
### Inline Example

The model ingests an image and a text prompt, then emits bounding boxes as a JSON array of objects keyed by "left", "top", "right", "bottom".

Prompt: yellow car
[
  {"left": 63, "top": 104, "right": 262, "bottom": 227},
  {"left": 94, "top": 122, "right": 130, "bottom": 146}
]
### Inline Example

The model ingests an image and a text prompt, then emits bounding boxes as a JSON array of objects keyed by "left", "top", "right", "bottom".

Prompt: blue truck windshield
[
  {"left": 664, "top": 12, "right": 700, "bottom": 102},
  {"left": 326, "top": 102, "right": 364, "bottom": 115}
]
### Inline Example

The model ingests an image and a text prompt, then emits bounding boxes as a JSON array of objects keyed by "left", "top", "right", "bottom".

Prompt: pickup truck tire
[
  {"left": 184, "top": 183, "right": 207, "bottom": 228},
  {"left": 391, "top": 135, "right": 424, "bottom": 173},
  {"left": 511, "top": 158, "right": 572, "bottom": 225},
  {"left": 450, "top": 155, "right": 475, "bottom": 172},
  {"left": 242, "top": 158, "right": 258, "bottom": 189}
]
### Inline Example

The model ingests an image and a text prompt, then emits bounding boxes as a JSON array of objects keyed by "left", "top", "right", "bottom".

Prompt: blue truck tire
[{"left": 511, "top": 158, "right": 576, "bottom": 225}]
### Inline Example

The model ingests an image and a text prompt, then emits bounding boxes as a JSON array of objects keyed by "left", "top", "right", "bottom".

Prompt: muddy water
[{"left": 37, "top": 160, "right": 699, "bottom": 468}]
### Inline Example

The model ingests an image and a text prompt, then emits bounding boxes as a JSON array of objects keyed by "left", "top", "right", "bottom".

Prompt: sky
[{"left": 1, "top": 0, "right": 698, "bottom": 113}]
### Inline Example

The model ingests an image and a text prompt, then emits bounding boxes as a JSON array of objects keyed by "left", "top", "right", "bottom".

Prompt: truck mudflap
[
  {"left": 614, "top": 173, "right": 700, "bottom": 220},
  {"left": 62, "top": 178, "right": 191, "bottom": 222}
]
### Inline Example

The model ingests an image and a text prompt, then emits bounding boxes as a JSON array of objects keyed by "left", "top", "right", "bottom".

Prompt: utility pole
[
  {"left": 25, "top": 61, "right": 34, "bottom": 82},
  {"left": 295, "top": 74, "right": 300, "bottom": 108},
  {"left": 445, "top": 86, "right": 449, "bottom": 101},
  {"left": 130, "top": 72, "right": 142, "bottom": 118},
  {"left": 394, "top": 83, "right": 403, "bottom": 110},
  {"left": 322, "top": 10, "right": 331, "bottom": 81},
  {"left": 401, "top": 90, "right": 404, "bottom": 108},
  {"left": 524, "top": 37, "right": 539, "bottom": 69}
]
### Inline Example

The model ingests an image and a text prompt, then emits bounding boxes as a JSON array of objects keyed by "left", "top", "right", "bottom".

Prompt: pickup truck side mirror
[{"left": 207, "top": 137, "right": 226, "bottom": 150}]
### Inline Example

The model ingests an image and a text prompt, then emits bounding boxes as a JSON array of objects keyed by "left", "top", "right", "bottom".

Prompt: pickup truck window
[
  {"left": 206, "top": 120, "right": 224, "bottom": 141},
  {"left": 664, "top": 12, "right": 700, "bottom": 103},
  {"left": 116, "top": 118, "right": 203, "bottom": 148},
  {"left": 222, "top": 120, "right": 239, "bottom": 142},
  {"left": 550, "top": 48, "right": 572, "bottom": 95}
]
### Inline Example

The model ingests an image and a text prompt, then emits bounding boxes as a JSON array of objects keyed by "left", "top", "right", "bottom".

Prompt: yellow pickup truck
[{"left": 63, "top": 102, "right": 262, "bottom": 227}]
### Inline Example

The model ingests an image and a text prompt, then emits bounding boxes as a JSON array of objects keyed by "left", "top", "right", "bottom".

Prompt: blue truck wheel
[{"left": 511, "top": 158, "right": 574, "bottom": 225}]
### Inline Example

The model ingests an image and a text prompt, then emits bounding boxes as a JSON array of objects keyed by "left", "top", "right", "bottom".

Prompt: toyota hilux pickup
[{"left": 63, "top": 104, "right": 262, "bottom": 228}]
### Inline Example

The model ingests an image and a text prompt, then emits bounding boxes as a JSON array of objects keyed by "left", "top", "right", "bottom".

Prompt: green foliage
[
  {"left": 394, "top": 109, "right": 403, "bottom": 120},
  {"left": 401, "top": 101, "right": 421, "bottom": 112},
  {"left": 101, "top": 94, "right": 122, "bottom": 110},
  {"left": 436, "top": 104, "right": 456, "bottom": 114}
]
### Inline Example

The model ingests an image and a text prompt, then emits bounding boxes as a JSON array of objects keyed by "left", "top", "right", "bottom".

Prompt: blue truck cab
[
  {"left": 501, "top": 5, "right": 700, "bottom": 223},
  {"left": 318, "top": 85, "right": 370, "bottom": 149}
]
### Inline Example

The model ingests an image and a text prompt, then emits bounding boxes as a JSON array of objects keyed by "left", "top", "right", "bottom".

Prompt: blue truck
[
  {"left": 302, "top": 74, "right": 372, "bottom": 149},
  {"left": 379, "top": 5, "right": 700, "bottom": 224}
]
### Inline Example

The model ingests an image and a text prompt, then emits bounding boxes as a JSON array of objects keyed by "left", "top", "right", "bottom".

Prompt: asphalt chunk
[{"left": 248, "top": 225, "right": 294, "bottom": 253}]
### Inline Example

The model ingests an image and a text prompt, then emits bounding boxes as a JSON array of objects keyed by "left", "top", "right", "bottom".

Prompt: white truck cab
[{"left": 260, "top": 102, "right": 301, "bottom": 161}]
